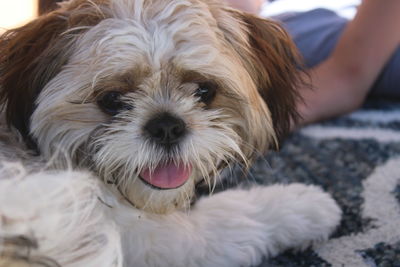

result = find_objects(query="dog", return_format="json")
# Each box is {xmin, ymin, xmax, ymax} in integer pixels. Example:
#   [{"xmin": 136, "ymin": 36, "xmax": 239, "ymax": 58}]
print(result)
[{"xmin": 0, "ymin": 0, "xmax": 341, "ymax": 266}]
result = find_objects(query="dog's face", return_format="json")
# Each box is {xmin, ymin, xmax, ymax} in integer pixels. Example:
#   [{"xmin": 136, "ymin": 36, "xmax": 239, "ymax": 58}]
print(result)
[{"xmin": 0, "ymin": 0, "xmax": 301, "ymax": 213}]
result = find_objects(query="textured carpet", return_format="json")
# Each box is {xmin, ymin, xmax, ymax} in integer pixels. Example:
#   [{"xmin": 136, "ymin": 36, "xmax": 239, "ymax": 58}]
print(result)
[{"xmin": 217, "ymin": 99, "xmax": 400, "ymax": 267}]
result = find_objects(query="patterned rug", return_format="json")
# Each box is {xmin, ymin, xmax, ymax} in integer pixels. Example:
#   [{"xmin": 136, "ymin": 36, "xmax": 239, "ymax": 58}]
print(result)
[{"xmin": 218, "ymin": 99, "xmax": 400, "ymax": 267}]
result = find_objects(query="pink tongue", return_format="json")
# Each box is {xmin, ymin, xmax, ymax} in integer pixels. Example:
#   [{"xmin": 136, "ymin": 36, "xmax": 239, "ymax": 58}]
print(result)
[{"xmin": 139, "ymin": 162, "xmax": 192, "ymax": 189}]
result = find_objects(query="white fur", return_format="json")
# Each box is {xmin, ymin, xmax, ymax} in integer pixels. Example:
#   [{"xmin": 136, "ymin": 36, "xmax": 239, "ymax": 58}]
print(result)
[
  {"xmin": 0, "ymin": 163, "xmax": 122, "ymax": 267},
  {"xmin": 0, "ymin": 163, "xmax": 341, "ymax": 267}
]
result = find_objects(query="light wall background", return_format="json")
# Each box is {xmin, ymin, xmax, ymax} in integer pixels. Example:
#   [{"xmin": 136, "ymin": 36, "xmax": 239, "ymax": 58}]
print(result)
[{"xmin": 0, "ymin": 0, "xmax": 38, "ymax": 32}]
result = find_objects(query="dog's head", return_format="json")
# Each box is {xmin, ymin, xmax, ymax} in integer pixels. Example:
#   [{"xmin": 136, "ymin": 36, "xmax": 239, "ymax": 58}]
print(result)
[{"xmin": 0, "ymin": 0, "xmax": 301, "ymax": 213}]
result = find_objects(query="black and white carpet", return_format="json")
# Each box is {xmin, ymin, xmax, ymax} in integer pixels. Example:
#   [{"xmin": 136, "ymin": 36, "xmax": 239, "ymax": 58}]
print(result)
[{"xmin": 221, "ymin": 99, "xmax": 400, "ymax": 267}]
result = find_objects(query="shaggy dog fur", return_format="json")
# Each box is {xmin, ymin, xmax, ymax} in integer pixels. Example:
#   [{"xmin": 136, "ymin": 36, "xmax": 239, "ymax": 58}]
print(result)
[{"xmin": 0, "ymin": 0, "xmax": 341, "ymax": 266}]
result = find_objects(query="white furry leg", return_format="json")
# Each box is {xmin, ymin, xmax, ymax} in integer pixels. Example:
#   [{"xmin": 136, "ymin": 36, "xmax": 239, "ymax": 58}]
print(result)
[
  {"xmin": 118, "ymin": 183, "xmax": 341, "ymax": 267},
  {"xmin": 0, "ymin": 164, "xmax": 341, "ymax": 267},
  {"xmin": 0, "ymin": 163, "xmax": 122, "ymax": 267}
]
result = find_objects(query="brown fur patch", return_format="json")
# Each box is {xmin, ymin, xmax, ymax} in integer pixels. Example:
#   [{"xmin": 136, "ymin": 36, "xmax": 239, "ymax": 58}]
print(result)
[
  {"xmin": 39, "ymin": 0, "xmax": 61, "ymax": 15},
  {"xmin": 0, "ymin": 2, "xmax": 108, "ymax": 145},
  {"xmin": 241, "ymin": 13, "xmax": 304, "ymax": 144}
]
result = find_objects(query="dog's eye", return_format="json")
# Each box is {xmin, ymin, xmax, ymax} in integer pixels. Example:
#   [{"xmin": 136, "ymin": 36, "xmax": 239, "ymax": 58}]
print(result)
[
  {"xmin": 97, "ymin": 91, "xmax": 131, "ymax": 115},
  {"xmin": 194, "ymin": 82, "xmax": 217, "ymax": 104}
]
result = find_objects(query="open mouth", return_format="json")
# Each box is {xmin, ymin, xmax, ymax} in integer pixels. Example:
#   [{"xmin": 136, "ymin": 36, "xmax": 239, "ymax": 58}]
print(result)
[{"xmin": 139, "ymin": 162, "xmax": 192, "ymax": 190}]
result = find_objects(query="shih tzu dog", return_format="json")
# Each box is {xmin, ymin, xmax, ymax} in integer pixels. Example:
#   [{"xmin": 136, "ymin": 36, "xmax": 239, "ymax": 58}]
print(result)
[{"xmin": 0, "ymin": 0, "xmax": 341, "ymax": 266}]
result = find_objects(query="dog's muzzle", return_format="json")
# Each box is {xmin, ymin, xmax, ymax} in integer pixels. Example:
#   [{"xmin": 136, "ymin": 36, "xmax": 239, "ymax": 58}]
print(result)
[{"xmin": 139, "ymin": 112, "xmax": 191, "ymax": 189}]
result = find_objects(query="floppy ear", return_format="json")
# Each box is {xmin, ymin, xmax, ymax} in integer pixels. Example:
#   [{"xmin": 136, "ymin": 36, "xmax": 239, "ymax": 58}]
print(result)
[
  {"xmin": 0, "ymin": 2, "xmax": 105, "ymax": 147},
  {"xmin": 0, "ymin": 13, "xmax": 69, "ymax": 146},
  {"xmin": 241, "ymin": 13, "xmax": 303, "ymax": 144}
]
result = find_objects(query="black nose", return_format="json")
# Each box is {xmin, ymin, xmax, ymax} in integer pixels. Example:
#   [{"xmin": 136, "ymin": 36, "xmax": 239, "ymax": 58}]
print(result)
[{"xmin": 144, "ymin": 113, "xmax": 187, "ymax": 146}]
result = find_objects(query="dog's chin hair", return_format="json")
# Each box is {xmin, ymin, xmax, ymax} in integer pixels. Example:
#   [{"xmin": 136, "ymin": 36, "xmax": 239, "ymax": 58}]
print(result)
[{"xmin": 121, "ymin": 176, "xmax": 196, "ymax": 214}]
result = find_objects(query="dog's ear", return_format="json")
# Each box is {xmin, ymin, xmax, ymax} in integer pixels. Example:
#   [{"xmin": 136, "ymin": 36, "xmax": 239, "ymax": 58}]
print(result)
[
  {"xmin": 241, "ymin": 13, "xmax": 303, "ymax": 144},
  {"xmin": 214, "ymin": 7, "xmax": 304, "ymax": 145},
  {"xmin": 0, "ymin": 13, "xmax": 69, "ymax": 145},
  {"xmin": 0, "ymin": 2, "xmax": 105, "ymax": 146}
]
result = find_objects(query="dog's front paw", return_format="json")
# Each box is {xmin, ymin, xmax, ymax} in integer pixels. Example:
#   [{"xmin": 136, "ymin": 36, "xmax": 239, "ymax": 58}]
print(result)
[
  {"xmin": 264, "ymin": 183, "xmax": 342, "ymax": 250},
  {"xmin": 190, "ymin": 183, "xmax": 341, "ymax": 263}
]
